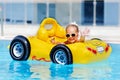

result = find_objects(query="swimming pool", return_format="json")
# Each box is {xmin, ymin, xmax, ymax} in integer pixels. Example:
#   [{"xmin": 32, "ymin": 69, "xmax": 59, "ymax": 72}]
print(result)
[{"xmin": 0, "ymin": 40, "xmax": 120, "ymax": 80}]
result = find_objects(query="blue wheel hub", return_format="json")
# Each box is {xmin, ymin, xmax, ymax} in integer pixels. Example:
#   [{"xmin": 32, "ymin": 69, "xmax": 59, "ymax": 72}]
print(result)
[
  {"xmin": 55, "ymin": 49, "xmax": 67, "ymax": 65},
  {"xmin": 13, "ymin": 42, "xmax": 24, "ymax": 57}
]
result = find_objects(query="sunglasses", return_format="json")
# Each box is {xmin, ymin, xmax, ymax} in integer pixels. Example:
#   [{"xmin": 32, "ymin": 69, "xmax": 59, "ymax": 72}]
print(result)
[{"xmin": 66, "ymin": 33, "xmax": 76, "ymax": 38}]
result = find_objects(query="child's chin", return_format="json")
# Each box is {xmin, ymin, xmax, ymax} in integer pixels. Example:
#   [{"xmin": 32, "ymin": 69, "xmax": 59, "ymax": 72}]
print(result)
[{"xmin": 69, "ymin": 40, "xmax": 76, "ymax": 43}]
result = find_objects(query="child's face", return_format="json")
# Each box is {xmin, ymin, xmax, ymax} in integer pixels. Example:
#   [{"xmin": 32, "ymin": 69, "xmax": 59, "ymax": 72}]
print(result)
[{"xmin": 66, "ymin": 26, "xmax": 78, "ymax": 43}]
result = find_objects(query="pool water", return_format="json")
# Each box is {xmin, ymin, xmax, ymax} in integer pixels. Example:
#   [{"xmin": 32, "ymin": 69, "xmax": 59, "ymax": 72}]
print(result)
[{"xmin": 0, "ymin": 40, "xmax": 120, "ymax": 80}]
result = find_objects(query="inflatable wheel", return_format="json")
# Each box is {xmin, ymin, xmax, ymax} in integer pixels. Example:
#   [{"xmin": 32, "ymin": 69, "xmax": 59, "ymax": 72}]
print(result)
[
  {"xmin": 50, "ymin": 44, "xmax": 72, "ymax": 65},
  {"xmin": 9, "ymin": 35, "xmax": 31, "ymax": 60}
]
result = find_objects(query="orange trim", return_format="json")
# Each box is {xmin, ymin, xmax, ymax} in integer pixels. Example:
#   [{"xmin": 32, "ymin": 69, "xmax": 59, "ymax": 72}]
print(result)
[
  {"xmin": 87, "ymin": 47, "xmax": 97, "ymax": 54},
  {"xmin": 105, "ymin": 44, "xmax": 109, "ymax": 52},
  {"xmin": 32, "ymin": 56, "xmax": 51, "ymax": 62}
]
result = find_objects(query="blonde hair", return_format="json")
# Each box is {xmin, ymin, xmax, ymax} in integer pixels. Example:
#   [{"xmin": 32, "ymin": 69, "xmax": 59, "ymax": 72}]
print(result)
[{"xmin": 66, "ymin": 23, "xmax": 79, "ymax": 32}]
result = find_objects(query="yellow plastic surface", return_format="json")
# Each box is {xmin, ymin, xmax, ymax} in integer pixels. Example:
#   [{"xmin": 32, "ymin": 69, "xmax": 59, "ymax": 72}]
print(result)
[{"xmin": 27, "ymin": 18, "xmax": 112, "ymax": 64}]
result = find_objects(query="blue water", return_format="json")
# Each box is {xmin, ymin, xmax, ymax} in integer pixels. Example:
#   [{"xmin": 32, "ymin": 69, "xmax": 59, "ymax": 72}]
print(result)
[{"xmin": 0, "ymin": 40, "xmax": 120, "ymax": 80}]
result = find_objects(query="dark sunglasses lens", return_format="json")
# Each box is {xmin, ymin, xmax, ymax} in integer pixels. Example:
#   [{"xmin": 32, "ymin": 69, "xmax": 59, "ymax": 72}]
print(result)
[
  {"xmin": 71, "ymin": 34, "xmax": 75, "ymax": 37},
  {"xmin": 66, "ymin": 34, "xmax": 70, "ymax": 37}
]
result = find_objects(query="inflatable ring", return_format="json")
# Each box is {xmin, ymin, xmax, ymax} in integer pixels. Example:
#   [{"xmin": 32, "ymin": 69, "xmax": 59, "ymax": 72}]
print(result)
[{"xmin": 9, "ymin": 18, "xmax": 112, "ymax": 65}]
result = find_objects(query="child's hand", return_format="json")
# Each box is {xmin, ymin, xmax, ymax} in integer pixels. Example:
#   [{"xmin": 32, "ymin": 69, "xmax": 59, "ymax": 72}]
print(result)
[
  {"xmin": 82, "ymin": 28, "xmax": 90, "ymax": 36},
  {"xmin": 50, "ymin": 37, "xmax": 55, "ymax": 44},
  {"xmin": 50, "ymin": 37, "xmax": 64, "ymax": 44}
]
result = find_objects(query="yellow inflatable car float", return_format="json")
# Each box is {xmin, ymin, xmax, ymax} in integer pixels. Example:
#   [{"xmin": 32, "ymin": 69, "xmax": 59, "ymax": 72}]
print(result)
[{"xmin": 9, "ymin": 18, "xmax": 112, "ymax": 65}]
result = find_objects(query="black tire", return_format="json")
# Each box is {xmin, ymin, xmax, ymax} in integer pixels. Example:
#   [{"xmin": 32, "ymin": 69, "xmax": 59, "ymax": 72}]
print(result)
[
  {"xmin": 9, "ymin": 35, "xmax": 31, "ymax": 61},
  {"xmin": 50, "ymin": 44, "xmax": 73, "ymax": 65}
]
